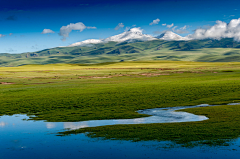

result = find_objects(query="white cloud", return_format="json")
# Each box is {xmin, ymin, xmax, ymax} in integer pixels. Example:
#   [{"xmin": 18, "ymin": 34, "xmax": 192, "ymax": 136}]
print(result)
[
  {"xmin": 167, "ymin": 23, "xmax": 174, "ymax": 28},
  {"xmin": 9, "ymin": 33, "xmax": 13, "ymax": 36},
  {"xmin": 188, "ymin": 18, "xmax": 240, "ymax": 41},
  {"xmin": 59, "ymin": 22, "xmax": 96, "ymax": 41},
  {"xmin": 115, "ymin": 23, "xmax": 124, "ymax": 30},
  {"xmin": 124, "ymin": 27, "xmax": 130, "ymax": 32},
  {"xmin": 87, "ymin": 26, "xmax": 97, "ymax": 29},
  {"xmin": 0, "ymin": 34, "xmax": 6, "ymax": 38},
  {"xmin": 180, "ymin": 25, "xmax": 187, "ymax": 30},
  {"xmin": 41, "ymin": 29, "xmax": 55, "ymax": 34},
  {"xmin": 174, "ymin": 25, "xmax": 189, "ymax": 34},
  {"xmin": 162, "ymin": 23, "xmax": 166, "ymax": 26},
  {"xmin": 150, "ymin": 18, "xmax": 160, "ymax": 25},
  {"xmin": 172, "ymin": 26, "xmax": 178, "ymax": 30}
]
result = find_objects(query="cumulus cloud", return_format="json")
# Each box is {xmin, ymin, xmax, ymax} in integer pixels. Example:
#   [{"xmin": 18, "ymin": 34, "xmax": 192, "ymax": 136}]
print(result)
[
  {"xmin": 59, "ymin": 22, "xmax": 96, "ymax": 41},
  {"xmin": 167, "ymin": 23, "xmax": 174, "ymax": 28},
  {"xmin": 115, "ymin": 23, "xmax": 124, "ymax": 30},
  {"xmin": 41, "ymin": 29, "xmax": 55, "ymax": 34},
  {"xmin": 188, "ymin": 18, "xmax": 240, "ymax": 41},
  {"xmin": 162, "ymin": 23, "xmax": 166, "ymax": 26},
  {"xmin": 150, "ymin": 18, "xmax": 160, "ymax": 25},
  {"xmin": 0, "ymin": 34, "xmax": 6, "ymax": 38},
  {"xmin": 9, "ymin": 33, "xmax": 13, "ymax": 36}
]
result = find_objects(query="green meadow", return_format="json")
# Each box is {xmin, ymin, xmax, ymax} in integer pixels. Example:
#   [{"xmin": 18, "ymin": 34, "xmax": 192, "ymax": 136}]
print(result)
[{"xmin": 1, "ymin": 61, "xmax": 240, "ymax": 146}]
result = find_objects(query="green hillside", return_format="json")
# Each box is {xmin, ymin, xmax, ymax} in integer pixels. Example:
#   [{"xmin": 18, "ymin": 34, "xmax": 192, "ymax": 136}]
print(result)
[{"xmin": 1, "ymin": 38, "xmax": 240, "ymax": 67}]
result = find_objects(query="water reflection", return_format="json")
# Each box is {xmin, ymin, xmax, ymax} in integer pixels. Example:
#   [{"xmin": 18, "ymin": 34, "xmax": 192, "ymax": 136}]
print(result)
[
  {"xmin": 0, "ymin": 121, "xmax": 8, "ymax": 127},
  {"xmin": 46, "ymin": 123, "xmax": 56, "ymax": 129},
  {"xmin": 62, "ymin": 103, "xmax": 240, "ymax": 130},
  {"xmin": 63, "ymin": 105, "xmax": 210, "ymax": 130},
  {"xmin": 0, "ymin": 103, "xmax": 240, "ymax": 159},
  {"xmin": 64, "ymin": 122, "xmax": 89, "ymax": 130}
]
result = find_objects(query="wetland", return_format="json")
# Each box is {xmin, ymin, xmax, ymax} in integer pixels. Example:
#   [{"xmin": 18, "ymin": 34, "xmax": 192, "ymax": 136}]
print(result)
[{"xmin": 1, "ymin": 61, "xmax": 240, "ymax": 158}]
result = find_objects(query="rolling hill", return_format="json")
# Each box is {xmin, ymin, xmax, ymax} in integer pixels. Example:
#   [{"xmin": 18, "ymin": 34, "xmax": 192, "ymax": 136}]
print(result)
[{"xmin": 1, "ymin": 34, "xmax": 240, "ymax": 67}]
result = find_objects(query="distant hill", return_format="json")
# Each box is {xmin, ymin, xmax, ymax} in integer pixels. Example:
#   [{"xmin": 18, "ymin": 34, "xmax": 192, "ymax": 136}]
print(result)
[{"xmin": 1, "ymin": 38, "xmax": 240, "ymax": 67}]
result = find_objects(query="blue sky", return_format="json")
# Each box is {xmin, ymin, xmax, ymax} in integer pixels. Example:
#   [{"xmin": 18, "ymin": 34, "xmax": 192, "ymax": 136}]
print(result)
[{"xmin": 0, "ymin": 0, "xmax": 240, "ymax": 53}]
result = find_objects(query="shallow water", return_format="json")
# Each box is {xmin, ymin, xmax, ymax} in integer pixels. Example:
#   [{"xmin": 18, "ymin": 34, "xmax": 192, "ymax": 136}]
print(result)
[
  {"xmin": 1, "ymin": 103, "xmax": 240, "ymax": 158},
  {"xmin": 61, "ymin": 103, "xmax": 240, "ymax": 130},
  {"xmin": 63, "ymin": 104, "xmax": 211, "ymax": 130}
]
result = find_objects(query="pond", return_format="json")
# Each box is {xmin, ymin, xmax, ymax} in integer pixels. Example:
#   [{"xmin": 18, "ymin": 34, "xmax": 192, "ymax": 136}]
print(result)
[{"xmin": 1, "ymin": 104, "xmax": 240, "ymax": 158}]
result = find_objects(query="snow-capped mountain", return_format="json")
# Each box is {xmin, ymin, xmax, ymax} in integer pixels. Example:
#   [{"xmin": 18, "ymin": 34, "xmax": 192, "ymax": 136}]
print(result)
[
  {"xmin": 156, "ymin": 31, "xmax": 191, "ymax": 41},
  {"xmin": 68, "ymin": 28, "xmax": 192, "ymax": 47},
  {"xmin": 68, "ymin": 28, "xmax": 156, "ymax": 47},
  {"xmin": 104, "ymin": 28, "xmax": 156, "ymax": 42}
]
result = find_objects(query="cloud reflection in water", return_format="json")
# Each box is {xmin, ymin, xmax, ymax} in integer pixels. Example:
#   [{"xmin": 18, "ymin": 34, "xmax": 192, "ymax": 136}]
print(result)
[
  {"xmin": 46, "ymin": 123, "xmax": 56, "ymax": 129},
  {"xmin": 0, "ymin": 122, "xmax": 8, "ymax": 127}
]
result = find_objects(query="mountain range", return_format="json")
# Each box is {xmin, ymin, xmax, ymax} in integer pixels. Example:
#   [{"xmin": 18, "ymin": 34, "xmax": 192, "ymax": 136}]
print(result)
[
  {"xmin": 1, "ymin": 28, "xmax": 240, "ymax": 67},
  {"xmin": 69, "ymin": 28, "xmax": 188, "ymax": 47}
]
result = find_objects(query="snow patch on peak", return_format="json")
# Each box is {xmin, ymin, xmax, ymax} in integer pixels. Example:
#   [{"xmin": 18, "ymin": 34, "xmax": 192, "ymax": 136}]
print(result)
[
  {"xmin": 156, "ymin": 31, "xmax": 191, "ymax": 41},
  {"xmin": 128, "ymin": 28, "xmax": 143, "ymax": 34},
  {"xmin": 104, "ymin": 27, "xmax": 156, "ymax": 42}
]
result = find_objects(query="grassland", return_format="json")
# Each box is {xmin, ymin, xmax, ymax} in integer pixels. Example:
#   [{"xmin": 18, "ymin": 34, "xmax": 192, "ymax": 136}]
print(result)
[{"xmin": 1, "ymin": 61, "xmax": 240, "ymax": 146}]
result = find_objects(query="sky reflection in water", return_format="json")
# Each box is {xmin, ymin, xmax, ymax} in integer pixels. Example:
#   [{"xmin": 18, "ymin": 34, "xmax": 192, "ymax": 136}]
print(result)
[
  {"xmin": 62, "ymin": 103, "xmax": 240, "ymax": 130},
  {"xmin": 1, "ymin": 104, "xmax": 240, "ymax": 159},
  {"xmin": 63, "ymin": 105, "xmax": 209, "ymax": 130}
]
